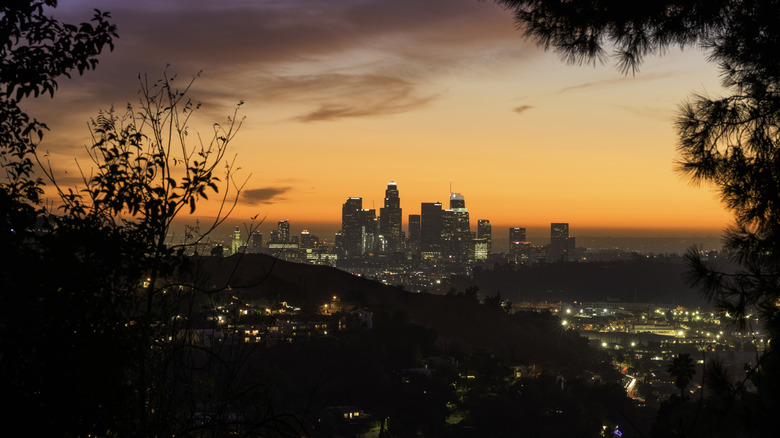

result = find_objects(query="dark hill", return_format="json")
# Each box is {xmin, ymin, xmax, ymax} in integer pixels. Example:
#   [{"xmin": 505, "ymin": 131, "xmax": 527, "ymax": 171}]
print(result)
[
  {"xmin": 188, "ymin": 254, "xmax": 597, "ymax": 373},
  {"xmin": 452, "ymin": 259, "xmax": 713, "ymax": 307}
]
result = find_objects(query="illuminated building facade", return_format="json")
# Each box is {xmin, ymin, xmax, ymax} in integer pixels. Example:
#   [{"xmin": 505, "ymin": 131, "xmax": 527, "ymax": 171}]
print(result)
[
  {"xmin": 550, "ymin": 222, "xmax": 575, "ymax": 261},
  {"xmin": 342, "ymin": 197, "xmax": 363, "ymax": 257},
  {"xmin": 442, "ymin": 193, "xmax": 471, "ymax": 262},
  {"xmin": 477, "ymin": 219, "xmax": 492, "ymax": 252},
  {"xmin": 379, "ymin": 181, "xmax": 403, "ymax": 251}
]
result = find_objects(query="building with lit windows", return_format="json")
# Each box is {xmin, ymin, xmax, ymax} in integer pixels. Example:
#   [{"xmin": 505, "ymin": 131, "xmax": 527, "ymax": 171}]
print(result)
[
  {"xmin": 379, "ymin": 181, "xmax": 402, "ymax": 251},
  {"xmin": 477, "ymin": 219, "xmax": 492, "ymax": 252},
  {"xmin": 550, "ymin": 222, "xmax": 575, "ymax": 261},
  {"xmin": 341, "ymin": 197, "xmax": 363, "ymax": 257},
  {"xmin": 509, "ymin": 227, "xmax": 528, "ymax": 260},
  {"xmin": 442, "ymin": 193, "xmax": 470, "ymax": 262}
]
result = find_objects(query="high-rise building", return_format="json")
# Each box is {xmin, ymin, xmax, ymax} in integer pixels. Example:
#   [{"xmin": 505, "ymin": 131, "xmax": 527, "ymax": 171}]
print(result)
[
  {"xmin": 269, "ymin": 220, "xmax": 291, "ymax": 244},
  {"xmin": 379, "ymin": 181, "xmax": 402, "ymax": 251},
  {"xmin": 442, "ymin": 193, "xmax": 470, "ymax": 262},
  {"xmin": 342, "ymin": 197, "xmax": 363, "ymax": 257},
  {"xmin": 509, "ymin": 227, "xmax": 526, "ymax": 243},
  {"xmin": 231, "ymin": 226, "xmax": 242, "ymax": 254},
  {"xmin": 269, "ymin": 230, "xmax": 280, "ymax": 244},
  {"xmin": 509, "ymin": 227, "xmax": 527, "ymax": 259},
  {"xmin": 277, "ymin": 220, "xmax": 290, "ymax": 243},
  {"xmin": 477, "ymin": 219, "xmax": 492, "ymax": 252},
  {"xmin": 334, "ymin": 230, "xmax": 345, "ymax": 255},
  {"xmin": 360, "ymin": 208, "xmax": 378, "ymax": 255},
  {"xmin": 408, "ymin": 214, "xmax": 421, "ymax": 255},
  {"xmin": 250, "ymin": 231, "xmax": 262, "ymax": 253},
  {"xmin": 550, "ymin": 222, "xmax": 575, "ymax": 261},
  {"xmin": 420, "ymin": 202, "xmax": 443, "ymax": 255},
  {"xmin": 300, "ymin": 229, "xmax": 315, "ymax": 249}
]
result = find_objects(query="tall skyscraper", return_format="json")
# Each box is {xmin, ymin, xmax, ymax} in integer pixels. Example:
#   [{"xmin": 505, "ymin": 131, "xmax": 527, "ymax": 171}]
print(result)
[
  {"xmin": 550, "ymin": 222, "xmax": 574, "ymax": 261},
  {"xmin": 277, "ymin": 220, "xmax": 290, "ymax": 243},
  {"xmin": 379, "ymin": 181, "xmax": 402, "ymax": 251},
  {"xmin": 420, "ymin": 202, "xmax": 443, "ymax": 254},
  {"xmin": 408, "ymin": 214, "xmax": 421, "ymax": 255},
  {"xmin": 477, "ymin": 219, "xmax": 492, "ymax": 252},
  {"xmin": 509, "ymin": 227, "xmax": 526, "ymax": 243},
  {"xmin": 442, "ymin": 193, "xmax": 470, "ymax": 262},
  {"xmin": 359, "ymin": 208, "xmax": 378, "ymax": 254},
  {"xmin": 250, "ymin": 231, "xmax": 262, "ymax": 253},
  {"xmin": 342, "ymin": 197, "xmax": 363, "ymax": 257},
  {"xmin": 300, "ymin": 229, "xmax": 315, "ymax": 249},
  {"xmin": 509, "ymin": 227, "xmax": 527, "ymax": 259},
  {"xmin": 231, "ymin": 226, "xmax": 242, "ymax": 254}
]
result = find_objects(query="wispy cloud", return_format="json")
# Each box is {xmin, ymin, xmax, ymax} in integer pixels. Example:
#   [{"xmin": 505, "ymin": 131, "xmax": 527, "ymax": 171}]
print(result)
[
  {"xmin": 45, "ymin": 0, "xmax": 530, "ymax": 123},
  {"xmin": 512, "ymin": 105, "xmax": 534, "ymax": 115},
  {"xmin": 274, "ymin": 74, "xmax": 438, "ymax": 121},
  {"xmin": 557, "ymin": 72, "xmax": 674, "ymax": 94},
  {"xmin": 243, "ymin": 186, "xmax": 292, "ymax": 204}
]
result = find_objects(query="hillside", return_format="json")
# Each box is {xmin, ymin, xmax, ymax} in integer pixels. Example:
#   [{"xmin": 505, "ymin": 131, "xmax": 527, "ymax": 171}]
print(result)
[{"xmin": 188, "ymin": 254, "xmax": 598, "ymax": 372}]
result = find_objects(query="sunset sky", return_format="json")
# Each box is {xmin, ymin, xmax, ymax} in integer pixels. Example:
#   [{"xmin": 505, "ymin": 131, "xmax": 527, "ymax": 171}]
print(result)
[{"xmin": 30, "ymin": 0, "xmax": 732, "ymax": 243}]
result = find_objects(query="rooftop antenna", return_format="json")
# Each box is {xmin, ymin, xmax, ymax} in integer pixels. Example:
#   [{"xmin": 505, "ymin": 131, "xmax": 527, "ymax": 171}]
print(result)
[{"xmin": 449, "ymin": 180, "xmax": 452, "ymax": 194}]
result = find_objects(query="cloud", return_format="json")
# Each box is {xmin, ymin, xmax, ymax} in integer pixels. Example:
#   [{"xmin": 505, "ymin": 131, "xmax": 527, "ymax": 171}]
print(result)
[
  {"xmin": 235, "ymin": 72, "xmax": 437, "ymax": 122},
  {"xmin": 557, "ymin": 72, "xmax": 674, "ymax": 94},
  {"xmin": 47, "ymin": 0, "xmax": 530, "ymax": 112},
  {"xmin": 242, "ymin": 186, "xmax": 292, "ymax": 204},
  {"xmin": 512, "ymin": 105, "xmax": 534, "ymax": 115}
]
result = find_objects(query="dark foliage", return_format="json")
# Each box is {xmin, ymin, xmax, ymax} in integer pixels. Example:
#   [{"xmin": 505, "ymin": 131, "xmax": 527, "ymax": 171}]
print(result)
[
  {"xmin": 1, "ymin": 2, "xmax": 119, "ymax": 435},
  {"xmin": 668, "ymin": 352, "xmax": 696, "ymax": 400},
  {"xmin": 496, "ymin": 0, "xmax": 780, "ymax": 434}
]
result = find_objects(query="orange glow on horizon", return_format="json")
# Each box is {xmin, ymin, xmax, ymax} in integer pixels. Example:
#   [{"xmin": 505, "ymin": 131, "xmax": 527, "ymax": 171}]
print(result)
[{"xmin": 34, "ymin": 0, "xmax": 733, "ymax": 241}]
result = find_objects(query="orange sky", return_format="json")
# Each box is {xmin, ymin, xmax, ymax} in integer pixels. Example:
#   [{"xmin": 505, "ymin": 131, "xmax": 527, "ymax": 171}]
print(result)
[{"xmin": 30, "ymin": 0, "xmax": 731, "ymax": 241}]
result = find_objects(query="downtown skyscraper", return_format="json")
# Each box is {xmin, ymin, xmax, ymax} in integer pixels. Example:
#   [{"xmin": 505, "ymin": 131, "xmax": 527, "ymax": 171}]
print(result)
[
  {"xmin": 550, "ymin": 222, "xmax": 575, "ymax": 261},
  {"xmin": 420, "ymin": 202, "xmax": 443, "ymax": 255},
  {"xmin": 442, "ymin": 193, "xmax": 471, "ymax": 262},
  {"xmin": 341, "ymin": 197, "xmax": 363, "ymax": 257},
  {"xmin": 477, "ymin": 219, "xmax": 492, "ymax": 252},
  {"xmin": 379, "ymin": 181, "xmax": 402, "ymax": 251}
]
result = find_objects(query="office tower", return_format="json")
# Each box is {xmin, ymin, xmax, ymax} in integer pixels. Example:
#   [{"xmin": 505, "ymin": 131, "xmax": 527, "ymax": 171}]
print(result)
[
  {"xmin": 450, "ymin": 193, "xmax": 465, "ymax": 209},
  {"xmin": 277, "ymin": 220, "xmax": 290, "ymax": 243},
  {"xmin": 379, "ymin": 181, "xmax": 402, "ymax": 251},
  {"xmin": 334, "ymin": 230, "xmax": 345, "ymax": 255},
  {"xmin": 442, "ymin": 193, "xmax": 470, "ymax": 262},
  {"xmin": 300, "ymin": 229, "xmax": 315, "ymax": 249},
  {"xmin": 342, "ymin": 197, "xmax": 363, "ymax": 257},
  {"xmin": 231, "ymin": 226, "xmax": 242, "ymax": 254},
  {"xmin": 477, "ymin": 219, "xmax": 492, "ymax": 252},
  {"xmin": 250, "ymin": 231, "xmax": 263, "ymax": 253},
  {"xmin": 509, "ymin": 227, "xmax": 527, "ymax": 259},
  {"xmin": 408, "ymin": 214, "xmax": 421, "ymax": 255},
  {"xmin": 473, "ymin": 238, "xmax": 489, "ymax": 261},
  {"xmin": 509, "ymin": 227, "xmax": 526, "ymax": 243},
  {"xmin": 420, "ymin": 202, "xmax": 443, "ymax": 254},
  {"xmin": 359, "ymin": 208, "xmax": 378, "ymax": 254},
  {"xmin": 550, "ymin": 222, "xmax": 574, "ymax": 260}
]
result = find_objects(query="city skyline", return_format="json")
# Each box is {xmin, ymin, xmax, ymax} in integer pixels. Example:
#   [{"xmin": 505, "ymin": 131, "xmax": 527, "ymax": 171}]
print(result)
[
  {"xmin": 34, "ymin": 0, "xmax": 730, "ymax": 235},
  {"xmin": 182, "ymin": 179, "xmax": 724, "ymax": 256}
]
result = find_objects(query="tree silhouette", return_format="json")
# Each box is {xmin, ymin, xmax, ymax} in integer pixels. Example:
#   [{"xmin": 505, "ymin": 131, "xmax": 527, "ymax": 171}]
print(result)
[
  {"xmin": 1, "ymin": 1, "xmax": 116, "ymax": 203},
  {"xmin": 496, "ymin": 0, "xmax": 780, "ymax": 334},
  {"xmin": 668, "ymin": 353, "xmax": 696, "ymax": 400},
  {"xmin": 0, "ymin": 3, "xmax": 302, "ymax": 436},
  {"xmin": 1, "ymin": 2, "xmax": 118, "ymax": 435},
  {"xmin": 496, "ymin": 1, "xmax": 780, "ymax": 431}
]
